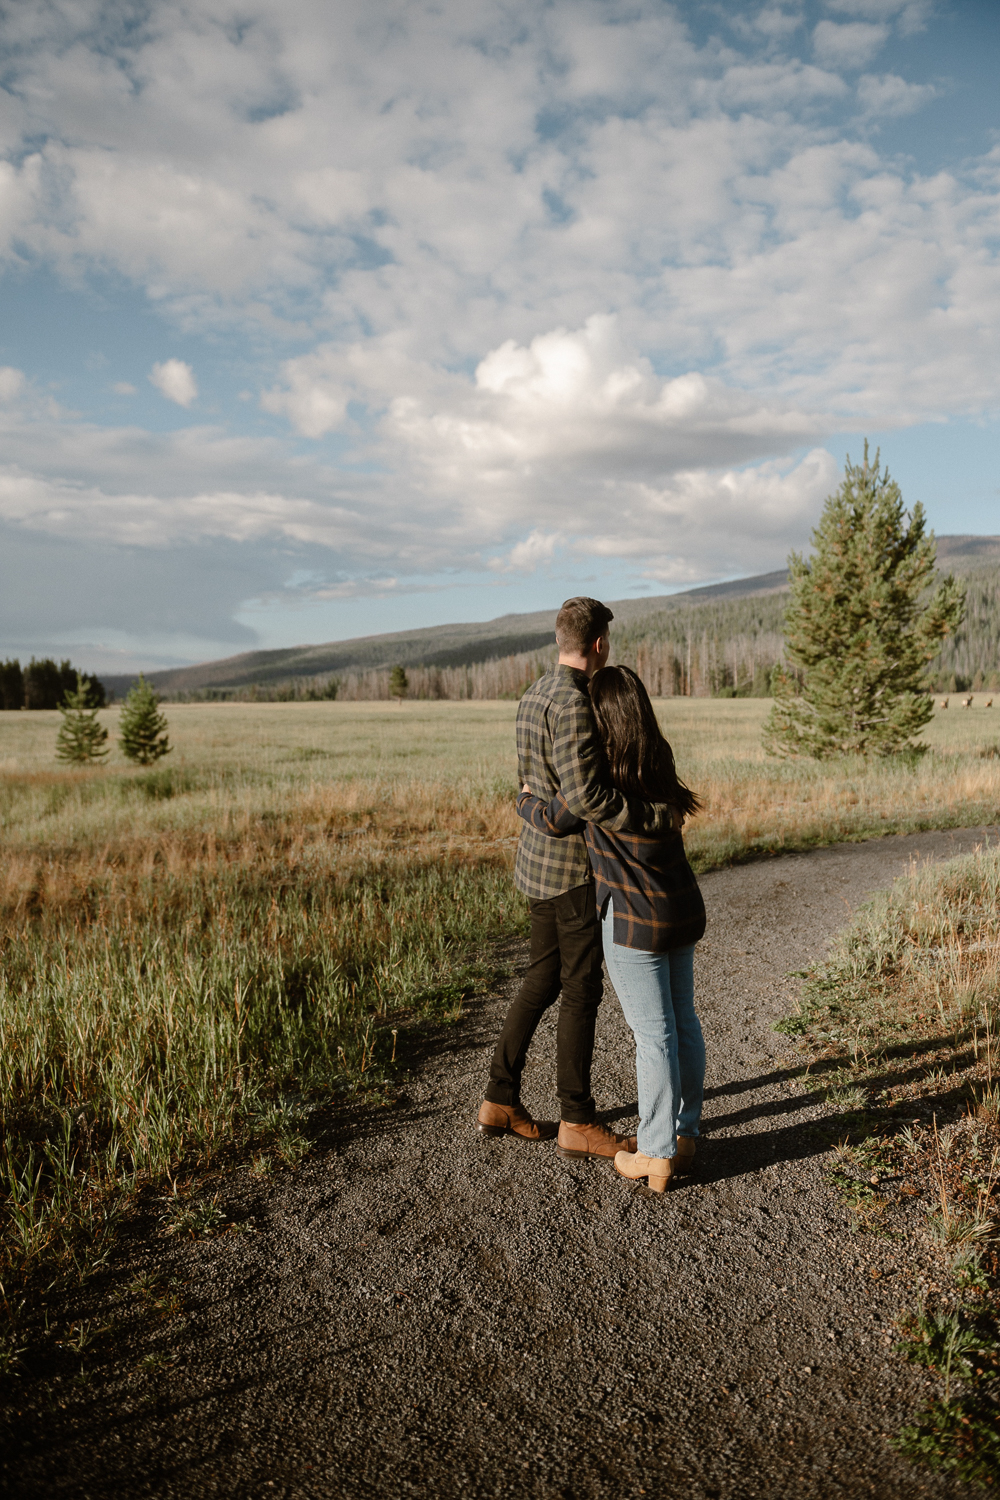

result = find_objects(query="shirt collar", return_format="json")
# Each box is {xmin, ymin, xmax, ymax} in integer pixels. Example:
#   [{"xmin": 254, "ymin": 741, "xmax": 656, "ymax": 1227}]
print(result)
[{"xmin": 555, "ymin": 662, "xmax": 590, "ymax": 691}]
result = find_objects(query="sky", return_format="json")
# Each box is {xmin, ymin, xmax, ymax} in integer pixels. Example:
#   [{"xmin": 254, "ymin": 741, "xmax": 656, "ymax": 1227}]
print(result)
[{"xmin": 0, "ymin": 0, "xmax": 998, "ymax": 673}]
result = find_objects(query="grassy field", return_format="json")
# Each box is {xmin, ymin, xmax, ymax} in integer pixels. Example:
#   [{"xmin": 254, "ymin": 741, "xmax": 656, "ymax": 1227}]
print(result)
[{"xmin": 2, "ymin": 696, "xmax": 1000, "ymax": 1319}]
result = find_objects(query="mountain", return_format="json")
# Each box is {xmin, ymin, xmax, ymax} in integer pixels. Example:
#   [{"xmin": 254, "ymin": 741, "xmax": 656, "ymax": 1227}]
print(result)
[
  {"xmin": 99, "ymin": 568, "xmax": 793, "ymax": 699},
  {"xmin": 99, "ymin": 536, "xmax": 1000, "ymax": 701}
]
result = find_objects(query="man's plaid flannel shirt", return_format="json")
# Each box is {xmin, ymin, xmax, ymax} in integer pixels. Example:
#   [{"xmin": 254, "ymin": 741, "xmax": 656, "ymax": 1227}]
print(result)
[{"xmin": 513, "ymin": 663, "xmax": 675, "ymax": 901}]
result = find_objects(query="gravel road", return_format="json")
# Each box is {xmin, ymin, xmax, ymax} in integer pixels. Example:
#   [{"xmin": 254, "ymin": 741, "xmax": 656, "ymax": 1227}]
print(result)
[{"xmin": 7, "ymin": 826, "xmax": 999, "ymax": 1500}]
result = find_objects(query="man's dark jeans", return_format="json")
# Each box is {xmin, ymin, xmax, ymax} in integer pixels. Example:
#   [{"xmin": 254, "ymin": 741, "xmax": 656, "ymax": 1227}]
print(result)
[{"xmin": 485, "ymin": 881, "xmax": 604, "ymax": 1124}]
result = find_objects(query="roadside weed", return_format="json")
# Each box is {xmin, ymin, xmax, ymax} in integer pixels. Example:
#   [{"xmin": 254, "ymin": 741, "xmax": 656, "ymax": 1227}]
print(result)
[{"xmin": 161, "ymin": 1192, "xmax": 228, "ymax": 1240}]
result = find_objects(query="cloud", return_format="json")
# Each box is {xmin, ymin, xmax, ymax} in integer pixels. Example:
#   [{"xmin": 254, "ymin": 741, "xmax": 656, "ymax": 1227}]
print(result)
[
  {"xmin": 823, "ymin": 0, "xmax": 933, "ymax": 35},
  {"xmin": 0, "ymin": 519, "xmax": 270, "ymax": 659},
  {"xmin": 149, "ymin": 359, "xmax": 197, "ymax": 407},
  {"xmin": 0, "ymin": 366, "xmax": 25, "ymax": 401},
  {"xmin": 112, "ymin": 381, "xmax": 137, "ymax": 395},
  {"xmin": 752, "ymin": 7, "xmax": 804, "ymax": 42},
  {"xmin": 260, "ymin": 352, "xmax": 350, "ymax": 438},
  {"xmin": 813, "ymin": 20, "xmax": 889, "ymax": 69},
  {"xmin": 486, "ymin": 449, "xmax": 840, "ymax": 584},
  {"xmin": 267, "ymin": 313, "xmax": 824, "ymax": 482},
  {"xmin": 256, "ymin": 314, "xmax": 837, "ymax": 591},
  {"xmin": 488, "ymin": 531, "xmax": 562, "ymax": 575},
  {"xmin": 856, "ymin": 72, "xmax": 936, "ymax": 118},
  {"xmin": 0, "ymin": 1, "xmax": 991, "ymax": 430}
]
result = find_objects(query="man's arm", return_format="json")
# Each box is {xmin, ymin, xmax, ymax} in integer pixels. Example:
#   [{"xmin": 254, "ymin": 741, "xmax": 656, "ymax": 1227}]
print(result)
[
  {"xmin": 516, "ymin": 789, "xmax": 584, "ymax": 838},
  {"xmin": 552, "ymin": 695, "xmax": 677, "ymax": 834}
]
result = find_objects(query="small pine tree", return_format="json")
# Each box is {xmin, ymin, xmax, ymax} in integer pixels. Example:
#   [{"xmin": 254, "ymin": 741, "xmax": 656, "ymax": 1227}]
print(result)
[
  {"xmin": 55, "ymin": 675, "xmax": 110, "ymax": 764},
  {"xmin": 389, "ymin": 665, "xmax": 408, "ymax": 704},
  {"xmin": 119, "ymin": 675, "xmax": 171, "ymax": 764},
  {"xmin": 763, "ymin": 444, "xmax": 966, "ymax": 759}
]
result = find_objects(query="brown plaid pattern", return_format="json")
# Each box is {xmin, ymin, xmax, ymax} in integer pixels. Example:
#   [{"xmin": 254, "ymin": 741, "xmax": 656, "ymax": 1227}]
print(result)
[
  {"xmin": 517, "ymin": 789, "xmax": 706, "ymax": 953},
  {"xmin": 513, "ymin": 664, "xmax": 676, "ymax": 901}
]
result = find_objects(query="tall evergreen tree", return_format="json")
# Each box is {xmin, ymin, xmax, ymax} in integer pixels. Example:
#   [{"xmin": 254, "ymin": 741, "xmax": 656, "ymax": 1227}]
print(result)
[
  {"xmin": 389, "ymin": 665, "xmax": 408, "ymax": 703},
  {"xmin": 763, "ymin": 445, "xmax": 966, "ymax": 759},
  {"xmin": 119, "ymin": 676, "xmax": 171, "ymax": 764},
  {"xmin": 55, "ymin": 675, "xmax": 110, "ymax": 764}
]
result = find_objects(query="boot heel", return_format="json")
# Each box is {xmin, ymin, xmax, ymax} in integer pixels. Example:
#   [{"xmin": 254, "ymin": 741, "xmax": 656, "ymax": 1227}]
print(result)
[
  {"xmin": 648, "ymin": 1175, "xmax": 670, "ymax": 1193},
  {"xmin": 476, "ymin": 1122, "xmax": 507, "ymax": 1138}
]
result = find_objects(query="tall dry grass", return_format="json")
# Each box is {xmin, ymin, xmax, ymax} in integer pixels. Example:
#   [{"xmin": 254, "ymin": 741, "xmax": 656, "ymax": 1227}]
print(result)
[{"xmin": 0, "ymin": 765, "xmax": 523, "ymax": 1295}]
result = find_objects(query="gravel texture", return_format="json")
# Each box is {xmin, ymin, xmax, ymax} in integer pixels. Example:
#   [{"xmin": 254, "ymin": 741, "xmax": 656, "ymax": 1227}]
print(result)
[{"xmin": 7, "ymin": 826, "xmax": 999, "ymax": 1500}]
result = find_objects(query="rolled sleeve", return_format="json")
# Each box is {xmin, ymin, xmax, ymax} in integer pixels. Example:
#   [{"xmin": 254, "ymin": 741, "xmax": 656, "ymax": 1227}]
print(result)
[{"xmin": 517, "ymin": 789, "xmax": 584, "ymax": 836}]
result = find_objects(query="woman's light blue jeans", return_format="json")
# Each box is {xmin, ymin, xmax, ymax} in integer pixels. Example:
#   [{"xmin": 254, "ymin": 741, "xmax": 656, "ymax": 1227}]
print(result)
[{"xmin": 602, "ymin": 904, "xmax": 704, "ymax": 1160}]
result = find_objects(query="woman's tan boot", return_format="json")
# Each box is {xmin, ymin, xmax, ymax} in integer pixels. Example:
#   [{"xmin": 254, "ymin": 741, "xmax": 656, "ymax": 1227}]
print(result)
[
  {"xmin": 675, "ymin": 1136, "xmax": 696, "ymax": 1173},
  {"xmin": 613, "ymin": 1149, "xmax": 675, "ymax": 1194}
]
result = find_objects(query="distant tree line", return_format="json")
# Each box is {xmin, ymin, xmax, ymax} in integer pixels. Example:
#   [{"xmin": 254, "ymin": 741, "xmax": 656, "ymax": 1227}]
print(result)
[{"xmin": 0, "ymin": 658, "xmax": 107, "ymax": 710}]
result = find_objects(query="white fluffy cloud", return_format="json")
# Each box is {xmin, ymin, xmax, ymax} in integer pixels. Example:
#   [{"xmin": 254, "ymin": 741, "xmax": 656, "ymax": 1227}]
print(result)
[
  {"xmin": 388, "ymin": 317, "xmax": 821, "ymax": 495},
  {"xmin": 823, "ymin": 0, "xmax": 932, "ymax": 34},
  {"xmin": 0, "ymin": 366, "xmax": 25, "ymax": 401},
  {"xmin": 856, "ymin": 72, "xmax": 936, "ymax": 117},
  {"xmin": 149, "ymin": 359, "xmax": 197, "ymax": 407},
  {"xmin": 813, "ymin": 19, "xmax": 889, "ymax": 69}
]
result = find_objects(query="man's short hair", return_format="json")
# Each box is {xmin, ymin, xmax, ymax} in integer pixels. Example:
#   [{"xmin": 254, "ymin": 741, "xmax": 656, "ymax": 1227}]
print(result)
[{"xmin": 555, "ymin": 596, "xmax": 614, "ymax": 654}]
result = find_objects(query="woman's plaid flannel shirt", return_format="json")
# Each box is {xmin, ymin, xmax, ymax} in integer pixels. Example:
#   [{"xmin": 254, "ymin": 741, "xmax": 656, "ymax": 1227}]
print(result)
[{"xmin": 517, "ymin": 788, "xmax": 706, "ymax": 953}]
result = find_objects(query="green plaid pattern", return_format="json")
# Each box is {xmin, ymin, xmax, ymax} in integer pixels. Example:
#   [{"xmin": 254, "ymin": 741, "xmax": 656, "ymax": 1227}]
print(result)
[{"xmin": 513, "ymin": 664, "xmax": 674, "ymax": 900}]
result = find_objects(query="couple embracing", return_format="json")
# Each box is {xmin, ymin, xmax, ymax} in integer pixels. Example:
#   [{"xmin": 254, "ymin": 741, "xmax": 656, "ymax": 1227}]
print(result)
[{"xmin": 476, "ymin": 596, "xmax": 706, "ymax": 1194}]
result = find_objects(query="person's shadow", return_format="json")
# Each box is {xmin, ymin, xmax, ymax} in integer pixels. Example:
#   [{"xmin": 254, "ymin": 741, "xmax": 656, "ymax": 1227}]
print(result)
[{"xmin": 595, "ymin": 1031, "xmax": 974, "ymax": 1186}]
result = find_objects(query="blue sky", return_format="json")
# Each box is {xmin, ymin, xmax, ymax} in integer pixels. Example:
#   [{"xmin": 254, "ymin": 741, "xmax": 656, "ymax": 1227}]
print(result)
[{"xmin": 0, "ymin": 0, "xmax": 998, "ymax": 672}]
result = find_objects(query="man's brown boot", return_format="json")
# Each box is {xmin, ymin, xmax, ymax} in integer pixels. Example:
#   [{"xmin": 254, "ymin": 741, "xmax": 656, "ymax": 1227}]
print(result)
[
  {"xmin": 476, "ymin": 1101, "xmax": 558, "ymax": 1142},
  {"xmin": 556, "ymin": 1120, "xmax": 637, "ymax": 1160}
]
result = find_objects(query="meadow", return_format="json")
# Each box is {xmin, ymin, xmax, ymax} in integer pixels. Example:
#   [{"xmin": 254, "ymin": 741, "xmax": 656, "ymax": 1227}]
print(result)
[{"xmin": 2, "ymin": 696, "xmax": 1000, "ymax": 1313}]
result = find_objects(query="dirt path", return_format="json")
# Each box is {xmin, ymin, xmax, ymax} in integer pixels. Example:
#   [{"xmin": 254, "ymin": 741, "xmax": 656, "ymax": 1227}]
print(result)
[{"xmin": 8, "ymin": 826, "xmax": 999, "ymax": 1500}]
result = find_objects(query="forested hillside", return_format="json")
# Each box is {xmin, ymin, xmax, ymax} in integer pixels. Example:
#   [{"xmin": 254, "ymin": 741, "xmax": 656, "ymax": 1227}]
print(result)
[
  {"xmin": 122, "ymin": 538, "xmax": 1000, "ymax": 704},
  {"xmin": 930, "ymin": 566, "xmax": 1000, "ymax": 692}
]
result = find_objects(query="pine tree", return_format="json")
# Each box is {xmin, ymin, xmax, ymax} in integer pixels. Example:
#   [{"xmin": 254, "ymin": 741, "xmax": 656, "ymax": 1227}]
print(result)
[
  {"xmin": 119, "ymin": 675, "xmax": 171, "ymax": 764},
  {"xmin": 55, "ymin": 675, "xmax": 110, "ymax": 764},
  {"xmin": 763, "ymin": 445, "xmax": 966, "ymax": 759},
  {"xmin": 389, "ymin": 665, "xmax": 408, "ymax": 704}
]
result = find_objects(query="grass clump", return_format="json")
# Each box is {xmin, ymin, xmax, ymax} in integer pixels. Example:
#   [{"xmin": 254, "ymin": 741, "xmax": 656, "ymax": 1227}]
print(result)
[
  {"xmin": 783, "ymin": 845, "xmax": 1000, "ymax": 1485},
  {"xmin": 895, "ymin": 1304, "xmax": 1000, "ymax": 1487},
  {"xmin": 161, "ymin": 1192, "xmax": 228, "ymax": 1241}
]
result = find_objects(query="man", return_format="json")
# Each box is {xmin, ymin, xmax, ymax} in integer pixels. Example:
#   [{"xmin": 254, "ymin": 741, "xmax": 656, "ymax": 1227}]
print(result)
[{"xmin": 476, "ymin": 596, "xmax": 674, "ymax": 1159}]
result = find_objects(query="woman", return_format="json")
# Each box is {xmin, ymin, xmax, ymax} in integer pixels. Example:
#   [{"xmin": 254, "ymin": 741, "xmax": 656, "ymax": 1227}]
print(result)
[{"xmin": 517, "ymin": 665, "xmax": 705, "ymax": 1193}]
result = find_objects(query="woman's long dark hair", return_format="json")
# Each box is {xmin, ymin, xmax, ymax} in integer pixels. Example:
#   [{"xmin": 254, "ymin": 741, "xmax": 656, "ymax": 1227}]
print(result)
[{"xmin": 590, "ymin": 665, "xmax": 700, "ymax": 818}]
